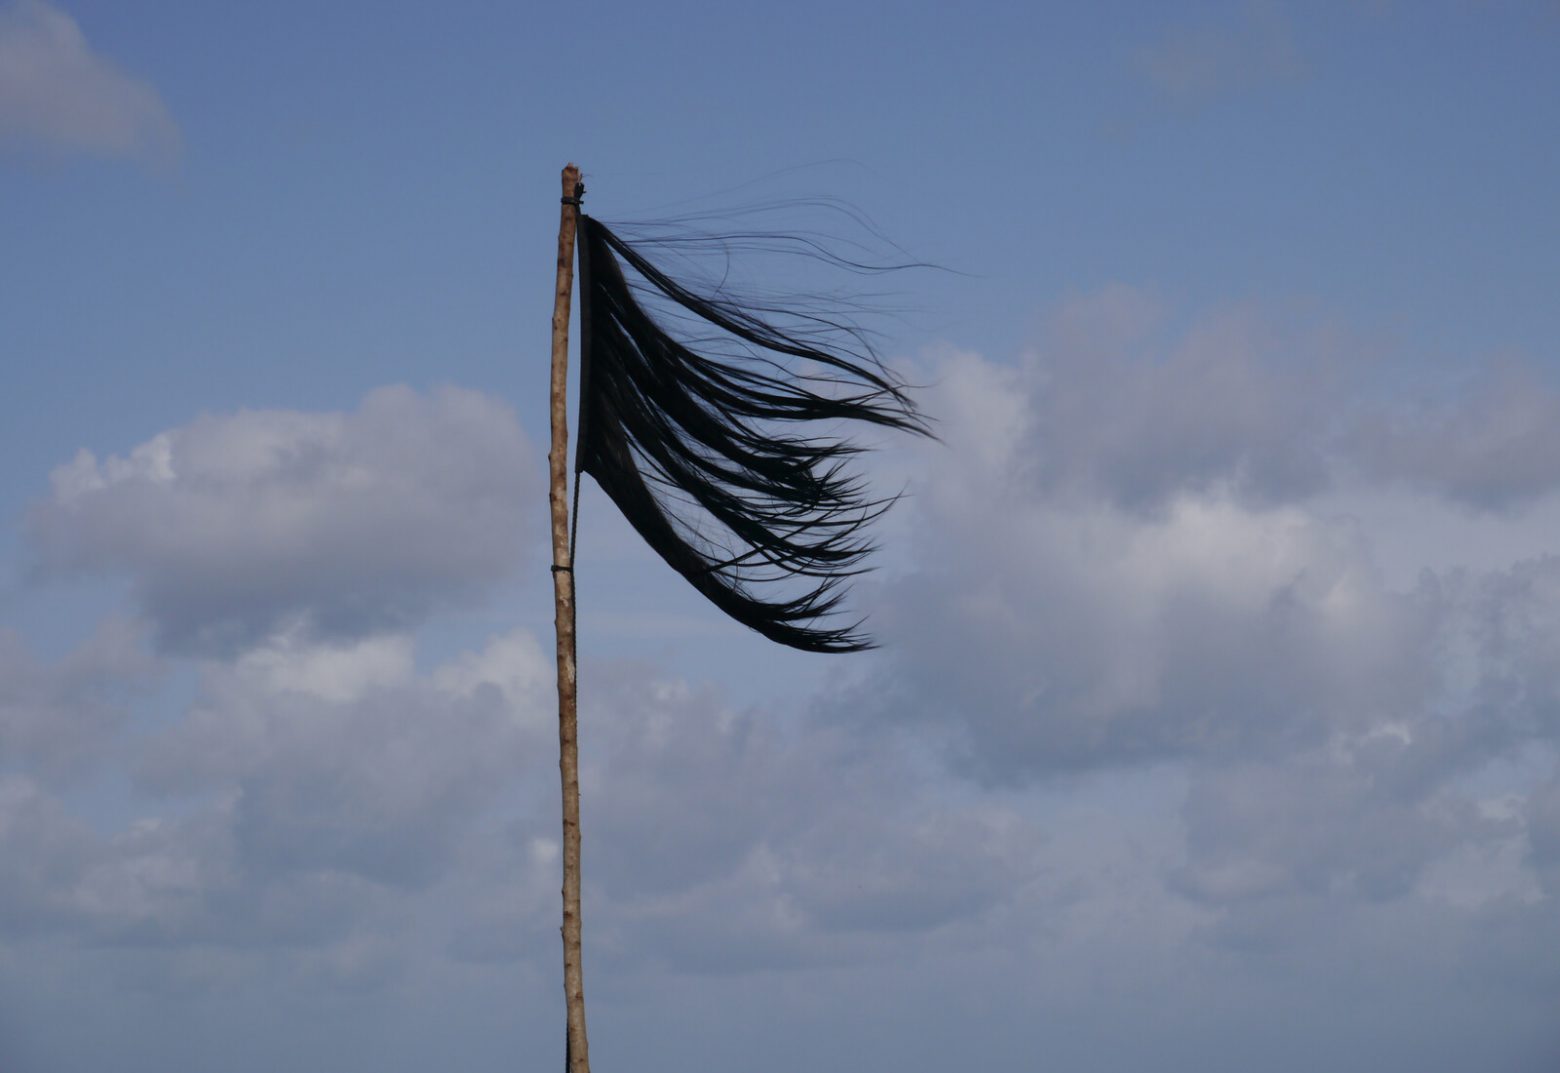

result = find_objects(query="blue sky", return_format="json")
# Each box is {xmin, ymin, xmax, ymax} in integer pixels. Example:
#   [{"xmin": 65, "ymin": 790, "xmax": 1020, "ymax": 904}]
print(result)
[{"xmin": 3, "ymin": 1, "xmax": 1560, "ymax": 1070}]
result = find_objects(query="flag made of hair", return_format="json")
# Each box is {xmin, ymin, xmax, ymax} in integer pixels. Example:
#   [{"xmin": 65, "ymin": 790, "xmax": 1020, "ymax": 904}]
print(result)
[{"xmin": 573, "ymin": 213, "xmax": 933, "ymax": 653}]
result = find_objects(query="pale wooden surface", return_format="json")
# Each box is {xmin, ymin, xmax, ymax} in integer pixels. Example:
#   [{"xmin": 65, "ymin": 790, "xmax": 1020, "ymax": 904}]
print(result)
[{"xmin": 548, "ymin": 162, "xmax": 590, "ymax": 1073}]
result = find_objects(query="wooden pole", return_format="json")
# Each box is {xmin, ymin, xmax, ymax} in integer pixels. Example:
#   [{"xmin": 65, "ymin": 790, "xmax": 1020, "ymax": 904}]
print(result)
[{"xmin": 549, "ymin": 163, "xmax": 590, "ymax": 1073}]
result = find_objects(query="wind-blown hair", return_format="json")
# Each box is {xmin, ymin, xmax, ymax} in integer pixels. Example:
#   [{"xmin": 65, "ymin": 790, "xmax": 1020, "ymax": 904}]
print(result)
[{"xmin": 574, "ymin": 210, "xmax": 932, "ymax": 653}]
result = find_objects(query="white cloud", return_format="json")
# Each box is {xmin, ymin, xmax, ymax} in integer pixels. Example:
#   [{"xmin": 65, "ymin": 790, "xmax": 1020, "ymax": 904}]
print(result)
[
  {"xmin": 0, "ymin": 626, "xmax": 558, "ymax": 966},
  {"xmin": 136, "ymin": 630, "xmax": 552, "ymax": 893},
  {"xmin": 234, "ymin": 631, "xmax": 415, "ymax": 704},
  {"xmin": 0, "ymin": 0, "xmax": 178, "ymax": 162},
  {"xmin": 859, "ymin": 286, "xmax": 1560, "ymax": 781},
  {"xmin": 1012, "ymin": 288, "xmax": 1337, "ymax": 511},
  {"xmin": 577, "ymin": 670, "xmax": 1037, "ymax": 975},
  {"xmin": 1525, "ymin": 765, "xmax": 1560, "ymax": 894},
  {"xmin": 838, "ymin": 290, "xmax": 1560, "ymax": 1015},
  {"xmin": 856, "ymin": 310, "xmax": 1429, "ymax": 778},
  {"xmin": 0, "ymin": 617, "xmax": 1040, "ymax": 982},
  {"xmin": 9, "ymin": 306, "xmax": 1560, "ymax": 1069},
  {"xmin": 1348, "ymin": 361, "xmax": 1560, "ymax": 510},
  {"xmin": 0, "ymin": 617, "xmax": 155, "ymax": 783},
  {"xmin": 29, "ymin": 386, "xmax": 539, "ymax": 653}
]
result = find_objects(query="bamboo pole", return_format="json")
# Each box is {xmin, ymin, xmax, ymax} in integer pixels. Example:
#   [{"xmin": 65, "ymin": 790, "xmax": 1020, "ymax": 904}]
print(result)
[{"xmin": 548, "ymin": 163, "xmax": 590, "ymax": 1073}]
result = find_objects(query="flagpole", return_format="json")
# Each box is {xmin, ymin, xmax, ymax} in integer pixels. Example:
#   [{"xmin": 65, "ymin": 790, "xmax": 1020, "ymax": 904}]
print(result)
[{"xmin": 548, "ymin": 162, "xmax": 590, "ymax": 1073}]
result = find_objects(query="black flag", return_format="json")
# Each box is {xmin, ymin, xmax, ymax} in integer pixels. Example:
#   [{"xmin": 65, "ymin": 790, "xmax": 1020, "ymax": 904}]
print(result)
[{"xmin": 573, "ymin": 213, "xmax": 932, "ymax": 653}]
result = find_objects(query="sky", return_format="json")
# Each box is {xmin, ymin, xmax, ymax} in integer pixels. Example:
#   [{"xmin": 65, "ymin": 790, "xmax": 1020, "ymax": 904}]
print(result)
[{"xmin": 2, "ymin": 0, "xmax": 1559, "ymax": 1070}]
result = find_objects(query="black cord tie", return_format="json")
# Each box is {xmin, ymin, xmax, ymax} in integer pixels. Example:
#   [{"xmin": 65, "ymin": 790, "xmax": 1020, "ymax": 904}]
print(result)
[
  {"xmin": 560, "ymin": 196, "xmax": 581, "ymax": 206},
  {"xmin": 550, "ymin": 563, "xmax": 573, "ymax": 574}
]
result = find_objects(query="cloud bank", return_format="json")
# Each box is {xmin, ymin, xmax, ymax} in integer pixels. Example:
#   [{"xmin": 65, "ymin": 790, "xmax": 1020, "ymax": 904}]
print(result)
[{"xmin": 9, "ymin": 312, "xmax": 1560, "ymax": 1069}]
